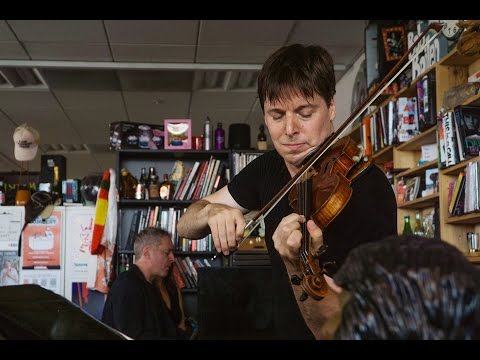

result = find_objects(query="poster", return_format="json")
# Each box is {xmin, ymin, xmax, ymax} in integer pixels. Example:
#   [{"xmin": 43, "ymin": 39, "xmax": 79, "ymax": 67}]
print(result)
[
  {"xmin": 64, "ymin": 206, "xmax": 97, "ymax": 301},
  {"xmin": 0, "ymin": 206, "xmax": 24, "ymax": 251},
  {"xmin": 22, "ymin": 209, "xmax": 62, "ymax": 269},
  {"xmin": 0, "ymin": 251, "xmax": 21, "ymax": 286},
  {"xmin": 20, "ymin": 269, "xmax": 62, "ymax": 295}
]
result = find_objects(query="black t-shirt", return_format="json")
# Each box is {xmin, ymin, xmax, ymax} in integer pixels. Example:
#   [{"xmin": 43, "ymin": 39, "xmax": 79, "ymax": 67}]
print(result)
[
  {"xmin": 102, "ymin": 265, "xmax": 178, "ymax": 340},
  {"xmin": 228, "ymin": 149, "xmax": 397, "ymax": 339}
]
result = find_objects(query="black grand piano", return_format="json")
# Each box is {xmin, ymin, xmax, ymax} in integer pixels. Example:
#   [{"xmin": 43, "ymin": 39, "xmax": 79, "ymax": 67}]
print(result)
[{"xmin": 0, "ymin": 284, "xmax": 127, "ymax": 340}]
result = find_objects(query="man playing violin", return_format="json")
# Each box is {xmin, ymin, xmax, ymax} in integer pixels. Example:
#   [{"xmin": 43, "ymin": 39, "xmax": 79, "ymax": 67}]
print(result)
[{"xmin": 177, "ymin": 44, "xmax": 397, "ymax": 339}]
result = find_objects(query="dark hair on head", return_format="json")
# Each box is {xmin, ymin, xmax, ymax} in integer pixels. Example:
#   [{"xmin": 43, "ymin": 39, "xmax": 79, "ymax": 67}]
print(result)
[
  {"xmin": 133, "ymin": 227, "xmax": 171, "ymax": 259},
  {"xmin": 257, "ymin": 44, "xmax": 336, "ymax": 112},
  {"xmin": 333, "ymin": 235, "xmax": 480, "ymax": 339}
]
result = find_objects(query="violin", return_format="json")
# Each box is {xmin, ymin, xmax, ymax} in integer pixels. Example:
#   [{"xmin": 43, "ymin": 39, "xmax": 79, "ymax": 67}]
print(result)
[{"xmin": 287, "ymin": 137, "xmax": 372, "ymax": 300}]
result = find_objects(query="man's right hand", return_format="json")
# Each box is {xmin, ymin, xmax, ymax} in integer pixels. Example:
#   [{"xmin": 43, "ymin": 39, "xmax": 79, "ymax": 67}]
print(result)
[{"xmin": 205, "ymin": 203, "xmax": 246, "ymax": 255}]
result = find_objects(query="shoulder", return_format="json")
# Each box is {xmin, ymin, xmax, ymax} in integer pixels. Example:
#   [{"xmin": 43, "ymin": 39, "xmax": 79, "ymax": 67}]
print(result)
[{"xmin": 109, "ymin": 267, "xmax": 145, "ymax": 294}]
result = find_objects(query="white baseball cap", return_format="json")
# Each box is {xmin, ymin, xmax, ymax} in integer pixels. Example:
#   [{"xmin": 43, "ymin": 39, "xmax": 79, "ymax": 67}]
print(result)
[{"xmin": 13, "ymin": 124, "xmax": 40, "ymax": 162}]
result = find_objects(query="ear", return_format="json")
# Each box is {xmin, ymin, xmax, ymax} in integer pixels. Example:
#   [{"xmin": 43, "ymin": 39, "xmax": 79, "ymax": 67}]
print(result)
[
  {"xmin": 142, "ymin": 246, "xmax": 151, "ymax": 260},
  {"xmin": 328, "ymin": 98, "xmax": 336, "ymax": 122}
]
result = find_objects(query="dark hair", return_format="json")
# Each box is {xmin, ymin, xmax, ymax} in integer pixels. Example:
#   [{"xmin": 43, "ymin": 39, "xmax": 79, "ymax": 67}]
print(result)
[
  {"xmin": 133, "ymin": 227, "xmax": 171, "ymax": 259},
  {"xmin": 333, "ymin": 235, "xmax": 480, "ymax": 340},
  {"xmin": 257, "ymin": 44, "xmax": 336, "ymax": 112}
]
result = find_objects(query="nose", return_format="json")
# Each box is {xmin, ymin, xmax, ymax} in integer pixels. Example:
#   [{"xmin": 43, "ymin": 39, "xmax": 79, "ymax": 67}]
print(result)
[
  {"xmin": 285, "ymin": 112, "xmax": 298, "ymax": 136},
  {"xmin": 168, "ymin": 253, "xmax": 175, "ymax": 263}
]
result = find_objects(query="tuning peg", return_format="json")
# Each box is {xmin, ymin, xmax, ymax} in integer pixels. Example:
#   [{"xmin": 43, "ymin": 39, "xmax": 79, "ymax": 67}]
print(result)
[
  {"xmin": 290, "ymin": 274, "xmax": 302, "ymax": 286},
  {"xmin": 313, "ymin": 244, "xmax": 329, "ymax": 259},
  {"xmin": 299, "ymin": 291, "xmax": 308, "ymax": 302}
]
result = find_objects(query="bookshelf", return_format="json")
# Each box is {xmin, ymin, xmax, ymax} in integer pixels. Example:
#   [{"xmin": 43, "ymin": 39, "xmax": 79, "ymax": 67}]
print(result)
[
  {"xmin": 348, "ymin": 42, "xmax": 480, "ymax": 263},
  {"xmin": 115, "ymin": 148, "xmax": 232, "ymax": 290}
]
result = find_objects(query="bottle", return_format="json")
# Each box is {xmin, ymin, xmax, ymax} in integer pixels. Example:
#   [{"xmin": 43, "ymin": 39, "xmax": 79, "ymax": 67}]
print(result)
[
  {"xmin": 159, "ymin": 174, "xmax": 174, "ymax": 200},
  {"xmin": 148, "ymin": 174, "xmax": 160, "ymax": 199},
  {"xmin": 135, "ymin": 167, "xmax": 147, "ymax": 200},
  {"xmin": 120, "ymin": 168, "xmax": 137, "ymax": 199},
  {"xmin": 203, "ymin": 116, "xmax": 212, "ymax": 150},
  {"xmin": 257, "ymin": 125, "xmax": 267, "ymax": 150},
  {"xmin": 52, "ymin": 165, "xmax": 62, "ymax": 202},
  {"xmin": 413, "ymin": 211, "xmax": 425, "ymax": 236},
  {"xmin": 0, "ymin": 181, "xmax": 5, "ymax": 205},
  {"xmin": 214, "ymin": 122, "xmax": 225, "ymax": 150},
  {"xmin": 402, "ymin": 215, "xmax": 413, "ymax": 235}
]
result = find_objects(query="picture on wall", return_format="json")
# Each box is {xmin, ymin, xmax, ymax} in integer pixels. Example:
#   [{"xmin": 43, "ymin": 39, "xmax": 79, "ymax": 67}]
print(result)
[
  {"xmin": 164, "ymin": 119, "xmax": 192, "ymax": 150},
  {"xmin": 382, "ymin": 26, "xmax": 406, "ymax": 62}
]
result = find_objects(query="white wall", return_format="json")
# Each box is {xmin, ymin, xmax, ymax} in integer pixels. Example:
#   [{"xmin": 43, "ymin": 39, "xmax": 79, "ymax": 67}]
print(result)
[{"xmin": 334, "ymin": 52, "xmax": 366, "ymax": 133}]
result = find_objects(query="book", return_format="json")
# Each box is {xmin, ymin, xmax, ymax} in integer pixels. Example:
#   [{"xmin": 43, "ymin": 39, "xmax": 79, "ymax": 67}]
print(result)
[
  {"xmin": 397, "ymin": 97, "xmax": 419, "ymax": 143},
  {"xmin": 453, "ymin": 105, "xmax": 480, "ymax": 159},
  {"xmin": 443, "ymin": 111, "xmax": 459, "ymax": 167},
  {"xmin": 449, "ymin": 172, "xmax": 465, "ymax": 215},
  {"xmin": 125, "ymin": 210, "xmax": 141, "ymax": 250}
]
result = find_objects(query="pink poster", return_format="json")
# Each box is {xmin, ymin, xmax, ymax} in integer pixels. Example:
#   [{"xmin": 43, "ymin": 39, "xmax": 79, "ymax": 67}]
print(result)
[{"xmin": 22, "ymin": 210, "xmax": 62, "ymax": 269}]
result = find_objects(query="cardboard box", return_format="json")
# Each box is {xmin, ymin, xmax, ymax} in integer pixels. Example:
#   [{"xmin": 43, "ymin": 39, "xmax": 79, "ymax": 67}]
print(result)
[{"xmin": 109, "ymin": 121, "xmax": 164, "ymax": 150}]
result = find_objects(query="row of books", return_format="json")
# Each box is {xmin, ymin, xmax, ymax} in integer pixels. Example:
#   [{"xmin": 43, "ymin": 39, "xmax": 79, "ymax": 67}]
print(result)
[
  {"xmin": 122, "ymin": 206, "xmax": 214, "ymax": 252},
  {"xmin": 438, "ymin": 105, "xmax": 480, "ymax": 168},
  {"xmin": 173, "ymin": 156, "xmax": 226, "ymax": 201},
  {"xmin": 396, "ymin": 167, "xmax": 439, "ymax": 205},
  {"xmin": 361, "ymin": 72, "xmax": 437, "ymax": 156},
  {"xmin": 231, "ymin": 152, "xmax": 264, "ymax": 176},
  {"xmin": 172, "ymin": 256, "xmax": 212, "ymax": 289},
  {"xmin": 448, "ymin": 160, "xmax": 480, "ymax": 216}
]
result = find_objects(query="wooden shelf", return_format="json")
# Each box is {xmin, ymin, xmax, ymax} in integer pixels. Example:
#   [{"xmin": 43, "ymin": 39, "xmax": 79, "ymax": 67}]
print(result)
[
  {"xmin": 397, "ymin": 160, "xmax": 437, "ymax": 178},
  {"xmin": 438, "ymin": 48, "xmax": 480, "ymax": 66},
  {"xmin": 174, "ymin": 251, "xmax": 217, "ymax": 256},
  {"xmin": 441, "ymin": 155, "xmax": 480, "ymax": 176},
  {"xmin": 465, "ymin": 252, "xmax": 480, "ymax": 264},
  {"xmin": 398, "ymin": 193, "xmax": 439, "ymax": 209},
  {"xmin": 445, "ymin": 212, "xmax": 480, "ymax": 225},
  {"xmin": 396, "ymin": 126, "xmax": 437, "ymax": 151},
  {"xmin": 117, "ymin": 149, "xmax": 230, "ymax": 160},
  {"xmin": 119, "ymin": 199, "xmax": 193, "ymax": 207},
  {"xmin": 372, "ymin": 145, "xmax": 393, "ymax": 164}
]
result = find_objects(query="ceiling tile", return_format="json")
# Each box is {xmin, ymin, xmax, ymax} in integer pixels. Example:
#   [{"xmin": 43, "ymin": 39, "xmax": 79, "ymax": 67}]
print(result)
[
  {"xmin": 23, "ymin": 42, "xmax": 112, "ymax": 61},
  {"xmin": 289, "ymin": 20, "xmax": 365, "ymax": 48},
  {"xmin": 41, "ymin": 69, "xmax": 120, "ymax": 91},
  {"xmin": 111, "ymin": 44, "xmax": 195, "ymax": 62},
  {"xmin": 199, "ymin": 20, "xmax": 294, "ymax": 46},
  {"xmin": 0, "ymin": 21, "xmax": 17, "ymax": 41},
  {"xmin": 196, "ymin": 45, "xmax": 279, "ymax": 64},
  {"xmin": 0, "ymin": 42, "xmax": 29, "ymax": 59},
  {"xmin": 117, "ymin": 70, "xmax": 193, "ymax": 91},
  {"xmin": 190, "ymin": 91, "xmax": 257, "ymax": 112},
  {"xmin": 7, "ymin": 20, "xmax": 107, "ymax": 43},
  {"xmin": 123, "ymin": 91, "xmax": 191, "ymax": 113},
  {"xmin": 0, "ymin": 90, "xmax": 58, "ymax": 109},
  {"xmin": 105, "ymin": 20, "xmax": 198, "ymax": 44},
  {"xmin": 123, "ymin": 89, "xmax": 191, "ymax": 122},
  {"xmin": 53, "ymin": 90, "xmax": 125, "ymax": 110}
]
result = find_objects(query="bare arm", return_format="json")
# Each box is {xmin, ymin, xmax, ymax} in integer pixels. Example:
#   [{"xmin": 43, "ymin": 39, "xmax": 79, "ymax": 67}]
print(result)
[
  {"xmin": 176, "ymin": 186, "xmax": 249, "ymax": 255},
  {"xmin": 272, "ymin": 215, "xmax": 340, "ymax": 339}
]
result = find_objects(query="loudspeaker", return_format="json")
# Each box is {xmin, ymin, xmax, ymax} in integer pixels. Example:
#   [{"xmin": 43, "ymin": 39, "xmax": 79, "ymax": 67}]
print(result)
[
  {"xmin": 228, "ymin": 123, "xmax": 251, "ymax": 150},
  {"xmin": 40, "ymin": 155, "xmax": 67, "ymax": 184}
]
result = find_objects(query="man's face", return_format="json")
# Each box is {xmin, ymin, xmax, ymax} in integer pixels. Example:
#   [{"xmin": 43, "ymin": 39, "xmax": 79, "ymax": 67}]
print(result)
[
  {"xmin": 263, "ymin": 92, "xmax": 335, "ymax": 175},
  {"xmin": 150, "ymin": 237, "xmax": 174, "ymax": 278}
]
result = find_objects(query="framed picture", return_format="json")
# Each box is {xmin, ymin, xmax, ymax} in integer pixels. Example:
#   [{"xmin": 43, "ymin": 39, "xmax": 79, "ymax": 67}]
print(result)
[
  {"xmin": 164, "ymin": 119, "xmax": 192, "ymax": 150},
  {"xmin": 382, "ymin": 26, "xmax": 406, "ymax": 62}
]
